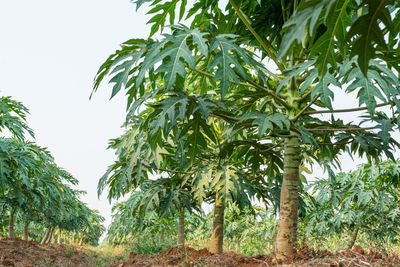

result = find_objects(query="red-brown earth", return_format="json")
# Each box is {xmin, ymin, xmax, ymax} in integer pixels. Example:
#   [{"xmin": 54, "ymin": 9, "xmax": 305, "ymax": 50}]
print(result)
[
  {"xmin": 0, "ymin": 238, "xmax": 92, "ymax": 267},
  {"xmin": 1, "ymin": 238, "xmax": 400, "ymax": 266},
  {"xmin": 110, "ymin": 244, "xmax": 400, "ymax": 267}
]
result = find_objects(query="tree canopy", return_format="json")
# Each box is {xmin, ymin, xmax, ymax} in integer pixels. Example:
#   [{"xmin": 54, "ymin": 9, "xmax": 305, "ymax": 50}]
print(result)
[{"xmin": 93, "ymin": 0, "xmax": 400, "ymax": 258}]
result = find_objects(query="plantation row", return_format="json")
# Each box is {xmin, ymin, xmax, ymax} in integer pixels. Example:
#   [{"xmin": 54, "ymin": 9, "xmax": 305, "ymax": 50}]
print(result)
[
  {"xmin": 0, "ymin": 96, "xmax": 104, "ymax": 246},
  {"xmin": 93, "ymin": 0, "xmax": 400, "ymax": 258},
  {"xmin": 103, "ymin": 160, "xmax": 400, "ymax": 255}
]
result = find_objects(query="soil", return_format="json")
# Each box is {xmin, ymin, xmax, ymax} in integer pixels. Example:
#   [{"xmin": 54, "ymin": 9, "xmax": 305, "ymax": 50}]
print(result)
[
  {"xmin": 2, "ymin": 238, "xmax": 400, "ymax": 267},
  {"xmin": 0, "ymin": 238, "xmax": 92, "ymax": 267},
  {"xmin": 109, "ymin": 244, "xmax": 400, "ymax": 267}
]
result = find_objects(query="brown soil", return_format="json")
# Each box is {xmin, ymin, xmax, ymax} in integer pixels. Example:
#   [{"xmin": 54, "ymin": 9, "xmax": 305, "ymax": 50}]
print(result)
[
  {"xmin": 109, "ymin": 244, "xmax": 400, "ymax": 267},
  {"xmin": 0, "ymin": 238, "xmax": 92, "ymax": 267}
]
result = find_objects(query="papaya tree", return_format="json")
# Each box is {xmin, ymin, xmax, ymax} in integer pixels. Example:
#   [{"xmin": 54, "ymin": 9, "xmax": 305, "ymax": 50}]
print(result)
[
  {"xmin": 98, "ymin": 104, "xmax": 277, "ymax": 253},
  {"xmin": 106, "ymin": 197, "xmax": 178, "ymax": 248},
  {"xmin": 0, "ymin": 96, "xmax": 34, "ymax": 140},
  {"xmin": 304, "ymin": 160, "xmax": 400, "ymax": 249},
  {"xmin": 93, "ymin": 0, "xmax": 400, "ymax": 258}
]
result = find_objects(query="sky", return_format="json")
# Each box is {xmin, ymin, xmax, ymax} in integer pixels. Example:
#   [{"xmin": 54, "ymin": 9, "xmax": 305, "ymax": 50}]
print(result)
[
  {"xmin": 0, "ymin": 0, "xmax": 151, "ymax": 231},
  {"xmin": 1, "ymin": 0, "xmax": 399, "ymax": 236}
]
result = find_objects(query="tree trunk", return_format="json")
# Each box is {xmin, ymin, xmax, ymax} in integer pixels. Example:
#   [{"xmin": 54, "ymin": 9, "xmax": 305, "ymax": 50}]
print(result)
[
  {"xmin": 45, "ymin": 228, "xmax": 53, "ymax": 244},
  {"xmin": 210, "ymin": 192, "xmax": 224, "ymax": 254},
  {"xmin": 41, "ymin": 228, "xmax": 51, "ymax": 244},
  {"xmin": 236, "ymin": 239, "xmax": 241, "ymax": 253},
  {"xmin": 177, "ymin": 209, "xmax": 185, "ymax": 246},
  {"xmin": 79, "ymin": 237, "xmax": 83, "ymax": 246},
  {"xmin": 275, "ymin": 137, "xmax": 300, "ymax": 259},
  {"xmin": 160, "ymin": 231, "xmax": 165, "ymax": 243},
  {"xmin": 8, "ymin": 211, "xmax": 15, "ymax": 239},
  {"xmin": 57, "ymin": 230, "xmax": 61, "ymax": 244},
  {"xmin": 51, "ymin": 229, "xmax": 56, "ymax": 243},
  {"xmin": 347, "ymin": 228, "xmax": 359, "ymax": 249},
  {"xmin": 23, "ymin": 221, "xmax": 29, "ymax": 241}
]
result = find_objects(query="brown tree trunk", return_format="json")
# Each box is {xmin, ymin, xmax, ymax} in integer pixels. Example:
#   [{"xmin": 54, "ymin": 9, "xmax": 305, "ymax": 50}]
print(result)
[
  {"xmin": 78, "ymin": 237, "xmax": 83, "ymax": 246},
  {"xmin": 57, "ymin": 230, "xmax": 61, "ymax": 244},
  {"xmin": 236, "ymin": 240, "xmax": 241, "ymax": 253},
  {"xmin": 347, "ymin": 228, "xmax": 359, "ymax": 249},
  {"xmin": 275, "ymin": 137, "xmax": 300, "ymax": 259},
  {"xmin": 46, "ymin": 228, "xmax": 53, "ymax": 244},
  {"xmin": 210, "ymin": 192, "xmax": 224, "ymax": 254},
  {"xmin": 177, "ymin": 209, "xmax": 185, "ymax": 246},
  {"xmin": 8, "ymin": 211, "xmax": 15, "ymax": 239},
  {"xmin": 41, "ymin": 228, "xmax": 51, "ymax": 244},
  {"xmin": 50, "ymin": 229, "xmax": 56, "ymax": 243},
  {"xmin": 23, "ymin": 221, "xmax": 29, "ymax": 241}
]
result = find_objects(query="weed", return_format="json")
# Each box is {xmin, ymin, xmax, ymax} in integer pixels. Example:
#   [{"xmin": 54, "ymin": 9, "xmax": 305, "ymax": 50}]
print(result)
[
  {"xmin": 38, "ymin": 258, "xmax": 53, "ymax": 267},
  {"xmin": 128, "ymin": 239, "xmax": 175, "ymax": 255},
  {"xmin": 65, "ymin": 246, "xmax": 74, "ymax": 258}
]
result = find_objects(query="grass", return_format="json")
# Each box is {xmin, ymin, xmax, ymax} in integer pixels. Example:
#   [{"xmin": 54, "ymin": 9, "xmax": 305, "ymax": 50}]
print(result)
[
  {"xmin": 65, "ymin": 246, "xmax": 74, "ymax": 258},
  {"xmin": 83, "ymin": 245, "xmax": 127, "ymax": 267}
]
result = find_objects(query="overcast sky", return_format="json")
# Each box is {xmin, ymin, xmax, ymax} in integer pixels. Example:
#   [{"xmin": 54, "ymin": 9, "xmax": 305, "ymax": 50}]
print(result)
[
  {"xmin": 1, "ymin": 0, "xmax": 398, "ymax": 236},
  {"xmin": 0, "ymin": 0, "xmax": 151, "ymax": 231}
]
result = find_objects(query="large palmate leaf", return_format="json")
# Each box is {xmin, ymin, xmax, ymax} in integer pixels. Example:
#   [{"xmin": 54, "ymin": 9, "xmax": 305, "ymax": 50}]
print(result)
[
  {"xmin": 311, "ymin": 0, "xmax": 352, "ymax": 76},
  {"xmin": 150, "ymin": 93, "xmax": 188, "ymax": 135},
  {"xmin": 139, "ymin": 27, "xmax": 208, "ymax": 90},
  {"xmin": 312, "ymin": 71, "xmax": 341, "ymax": 110},
  {"xmin": 346, "ymin": 0, "xmax": 394, "ymax": 75},
  {"xmin": 278, "ymin": 0, "xmax": 330, "ymax": 59},
  {"xmin": 240, "ymin": 112, "xmax": 290, "ymax": 138},
  {"xmin": 181, "ymin": 116, "xmax": 209, "ymax": 161},
  {"xmin": 92, "ymin": 39, "xmax": 147, "ymax": 99},
  {"xmin": 141, "ymin": 0, "xmax": 188, "ymax": 36},
  {"xmin": 345, "ymin": 67, "xmax": 387, "ymax": 114},
  {"xmin": 209, "ymin": 34, "xmax": 252, "ymax": 98},
  {"xmin": 0, "ymin": 97, "xmax": 34, "ymax": 140}
]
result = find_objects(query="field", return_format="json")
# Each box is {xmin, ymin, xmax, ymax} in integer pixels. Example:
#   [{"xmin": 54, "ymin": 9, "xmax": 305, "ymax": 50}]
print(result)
[
  {"xmin": 1, "ymin": 238, "xmax": 400, "ymax": 267},
  {"xmin": 1, "ymin": 1, "xmax": 400, "ymax": 267}
]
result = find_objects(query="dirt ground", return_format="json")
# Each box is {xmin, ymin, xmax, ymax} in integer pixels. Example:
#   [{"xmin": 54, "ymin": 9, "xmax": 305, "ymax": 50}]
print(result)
[
  {"xmin": 1, "ymin": 239, "xmax": 400, "ymax": 267},
  {"xmin": 110, "ymin": 244, "xmax": 400, "ymax": 267},
  {"xmin": 0, "ymin": 238, "xmax": 92, "ymax": 267}
]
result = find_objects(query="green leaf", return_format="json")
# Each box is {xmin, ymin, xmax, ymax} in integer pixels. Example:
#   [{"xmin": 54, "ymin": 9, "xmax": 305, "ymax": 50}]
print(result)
[
  {"xmin": 311, "ymin": 0, "xmax": 352, "ymax": 76},
  {"xmin": 312, "ymin": 72, "xmax": 340, "ymax": 110},
  {"xmin": 93, "ymin": 39, "xmax": 147, "ymax": 99},
  {"xmin": 146, "ymin": 0, "xmax": 182, "ymax": 36},
  {"xmin": 345, "ymin": 68, "xmax": 386, "ymax": 114},
  {"xmin": 140, "ymin": 28, "xmax": 207, "ymax": 90},
  {"xmin": 376, "ymin": 119, "xmax": 393, "ymax": 145},
  {"xmin": 240, "ymin": 112, "xmax": 290, "ymax": 138},
  {"xmin": 151, "ymin": 93, "xmax": 188, "ymax": 135},
  {"xmin": 209, "ymin": 34, "xmax": 250, "ymax": 98},
  {"xmin": 276, "ymin": 59, "xmax": 316, "ymax": 94},
  {"xmin": 346, "ymin": 0, "xmax": 394, "ymax": 75},
  {"xmin": 278, "ymin": 0, "xmax": 330, "ymax": 59}
]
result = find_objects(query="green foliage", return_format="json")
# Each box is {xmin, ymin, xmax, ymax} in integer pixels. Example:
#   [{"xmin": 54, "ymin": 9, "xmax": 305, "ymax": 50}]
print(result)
[
  {"xmin": 304, "ymin": 161, "xmax": 400, "ymax": 246},
  {"xmin": 94, "ymin": 0, "xmax": 400, "ymax": 255},
  {"xmin": 240, "ymin": 112, "xmax": 290, "ymax": 138},
  {"xmin": 279, "ymin": 0, "xmax": 400, "ymax": 76},
  {"xmin": 0, "ymin": 96, "xmax": 34, "ymax": 140},
  {"xmin": 0, "ymin": 97, "xmax": 104, "ymax": 246}
]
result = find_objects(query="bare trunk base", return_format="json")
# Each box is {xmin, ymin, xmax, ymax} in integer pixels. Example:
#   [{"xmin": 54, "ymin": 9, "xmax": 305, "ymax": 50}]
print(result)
[
  {"xmin": 347, "ymin": 228, "xmax": 359, "ymax": 249},
  {"xmin": 275, "ymin": 137, "xmax": 300, "ymax": 259},
  {"xmin": 210, "ymin": 192, "xmax": 224, "ymax": 254},
  {"xmin": 8, "ymin": 212, "xmax": 15, "ymax": 239},
  {"xmin": 41, "ymin": 228, "xmax": 51, "ymax": 244},
  {"xmin": 23, "ymin": 221, "xmax": 29, "ymax": 241},
  {"xmin": 177, "ymin": 210, "xmax": 185, "ymax": 246}
]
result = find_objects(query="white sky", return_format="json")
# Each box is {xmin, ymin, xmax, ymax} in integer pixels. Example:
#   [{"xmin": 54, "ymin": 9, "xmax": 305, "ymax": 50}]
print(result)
[
  {"xmin": 0, "ymin": 0, "xmax": 398, "ymax": 237},
  {"xmin": 0, "ymin": 0, "xmax": 150, "ymax": 232}
]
